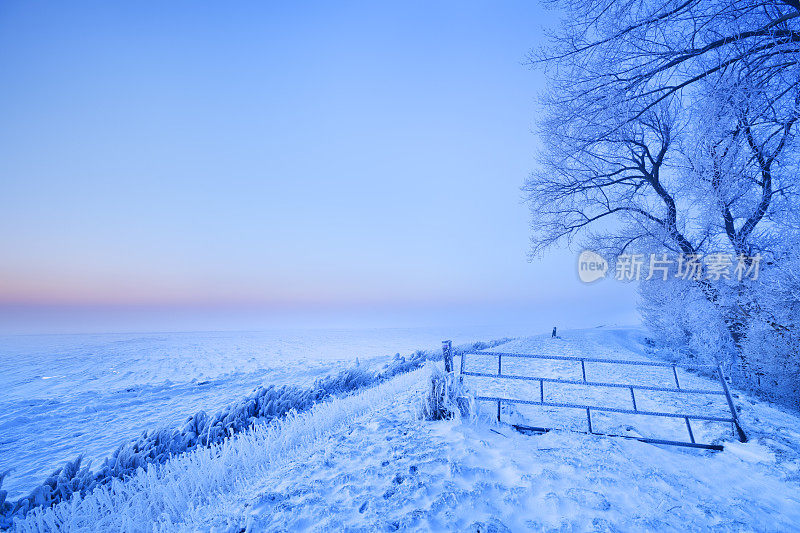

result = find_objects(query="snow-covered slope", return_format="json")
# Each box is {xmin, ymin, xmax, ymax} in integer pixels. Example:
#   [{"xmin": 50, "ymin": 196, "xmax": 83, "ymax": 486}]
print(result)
[
  {"xmin": 0, "ymin": 326, "xmax": 522, "ymax": 500},
  {"xmin": 12, "ymin": 327, "xmax": 800, "ymax": 531}
]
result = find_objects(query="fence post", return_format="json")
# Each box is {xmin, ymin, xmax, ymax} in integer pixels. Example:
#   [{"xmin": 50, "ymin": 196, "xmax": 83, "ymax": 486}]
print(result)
[
  {"xmin": 672, "ymin": 365, "xmax": 681, "ymax": 389},
  {"xmin": 459, "ymin": 345, "xmax": 466, "ymax": 382},
  {"xmin": 684, "ymin": 417, "xmax": 695, "ymax": 443},
  {"xmin": 442, "ymin": 340, "xmax": 453, "ymax": 373},
  {"xmin": 716, "ymin": 364, "xmax": 748, "ymax": 442}
]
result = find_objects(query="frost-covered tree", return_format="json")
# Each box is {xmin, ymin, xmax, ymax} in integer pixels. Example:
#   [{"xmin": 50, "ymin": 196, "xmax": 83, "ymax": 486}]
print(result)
[
  {"xmin": 531, "ymin": 0, "xmax": 800, "ymax": 143},
  {"xmin": 528, "ymin": 0, "xmax": 800, "ymax": 258},
  {"xmin": 528, "ymin": 0, "xmax": 800, "ymax": 405}
]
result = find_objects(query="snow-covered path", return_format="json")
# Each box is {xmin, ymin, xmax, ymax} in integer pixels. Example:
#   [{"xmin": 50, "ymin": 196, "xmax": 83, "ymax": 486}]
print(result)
[
  {"xmin": 187, "ymin": 374, "xmax": 800, "ymax": 531},
  {"xmin": 13, "ymin": 328, "xmax": 800, "ymax": 531}
]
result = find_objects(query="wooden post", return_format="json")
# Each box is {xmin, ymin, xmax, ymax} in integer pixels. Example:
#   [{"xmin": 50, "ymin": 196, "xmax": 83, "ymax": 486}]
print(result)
[{"xmin": 442, "ymin": 340, "xmax": 453, "ymax": 373}]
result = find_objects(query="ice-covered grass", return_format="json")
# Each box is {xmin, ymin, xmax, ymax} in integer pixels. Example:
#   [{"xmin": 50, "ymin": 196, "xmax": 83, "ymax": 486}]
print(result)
[
  {"xmin": 1, "ymin": 367, "xmax": 376, "ymax": 524},
  {"xmin": 13, "ymin": 367, "xmax": 428, "ymax": 532},
  {"xmin": 416, "ymin": 362, "xmax": 474, "ymax": 421}
]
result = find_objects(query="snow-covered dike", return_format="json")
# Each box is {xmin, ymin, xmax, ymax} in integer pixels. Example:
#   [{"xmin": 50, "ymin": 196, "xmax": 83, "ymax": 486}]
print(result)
[
  {"xmin": 14, "ymin": 368, "xmax": 427, "ymax": 531},
  {"xmin": 0, "ymin": 327, "xmax": 523, "ymax": 500},
  {"xmin": 13, "ymin": 328, "xmax": 800, "ymax": 531}
]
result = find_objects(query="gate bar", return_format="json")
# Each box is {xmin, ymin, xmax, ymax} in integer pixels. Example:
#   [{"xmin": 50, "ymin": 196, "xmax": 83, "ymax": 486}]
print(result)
[
  {"xmin": 476, "ymin": 395, "xmax": 734, "ymax": 423},
  {"xmin": 511, "ymin": 424, "xmax": 724, "ymax": 451},
  {"xmin": 471, "ymin": 351, "xmax": 718, "ymax": 369},
  {"xmin": 462, "ymin": 370, "xmax": 723, "ymax": 395}
]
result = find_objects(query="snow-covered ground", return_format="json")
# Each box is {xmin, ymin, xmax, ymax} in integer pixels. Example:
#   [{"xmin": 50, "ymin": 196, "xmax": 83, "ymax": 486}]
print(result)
[
  {"xmin": 0, "ymin": 326, "xmax": 529, "ymax": 500},
  {"xmin": 11, "ymin": 326, "xmax": 800, "ymax": 531}
]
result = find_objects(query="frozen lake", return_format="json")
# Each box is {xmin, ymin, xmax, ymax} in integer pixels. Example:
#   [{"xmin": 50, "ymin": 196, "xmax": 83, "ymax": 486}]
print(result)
[{"xmin": 0, "ymin": 325, "xmax": 534, "ymax": 499}]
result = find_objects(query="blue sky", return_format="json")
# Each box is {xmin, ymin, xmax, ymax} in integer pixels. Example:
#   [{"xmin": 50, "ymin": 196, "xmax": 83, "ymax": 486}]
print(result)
[{"xmin": 0, "ymin": 1, "xmax": 637, "ymax": 333}]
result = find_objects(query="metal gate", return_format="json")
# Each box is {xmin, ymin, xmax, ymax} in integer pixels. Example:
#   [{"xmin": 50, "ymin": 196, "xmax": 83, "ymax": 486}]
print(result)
[{"xmin": 444, "ymin": 341, "xmax": 746, "ymax": 451}]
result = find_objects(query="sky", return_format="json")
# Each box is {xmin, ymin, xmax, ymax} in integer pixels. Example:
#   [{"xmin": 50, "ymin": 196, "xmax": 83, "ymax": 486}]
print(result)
[{"xmin": 0, "ymin": 1, "xmax": 637, "ymax": 334}]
